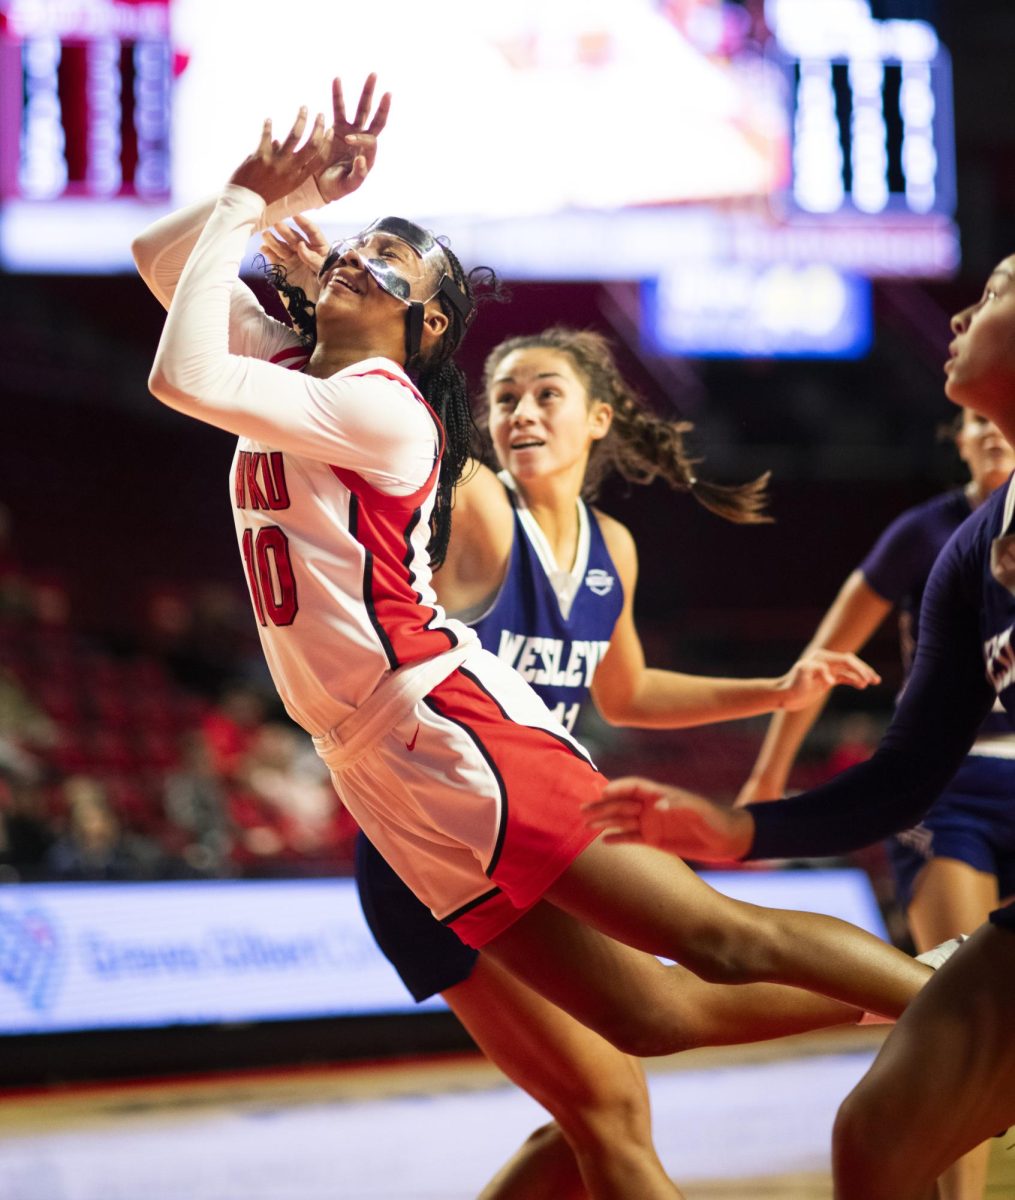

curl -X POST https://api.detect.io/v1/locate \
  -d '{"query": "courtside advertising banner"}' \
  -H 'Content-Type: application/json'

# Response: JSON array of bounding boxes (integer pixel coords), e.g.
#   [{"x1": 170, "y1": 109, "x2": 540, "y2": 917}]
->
[
  {"x1": 0, "y1": 872, "x2": 886, "y2": 1034},
  {"x1": 0, "y1": 878, "x2": 447, "y2": 1033}
]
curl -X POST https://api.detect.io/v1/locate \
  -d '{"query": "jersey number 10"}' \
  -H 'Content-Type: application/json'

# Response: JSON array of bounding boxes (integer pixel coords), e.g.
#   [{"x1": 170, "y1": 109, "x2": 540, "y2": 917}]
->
[{"x1": 241, "y1": 526, "x2": 298, "y2": 626}]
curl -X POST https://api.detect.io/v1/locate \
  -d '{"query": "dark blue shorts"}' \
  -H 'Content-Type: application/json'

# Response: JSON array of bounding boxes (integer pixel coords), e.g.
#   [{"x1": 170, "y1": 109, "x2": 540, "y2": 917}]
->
[
  {"x1": 887, "y1": 755, "x2": 1015, "y2": 910},
  {"x1": 355, "y1": 832, "x2": 479, "y2": 1003}
]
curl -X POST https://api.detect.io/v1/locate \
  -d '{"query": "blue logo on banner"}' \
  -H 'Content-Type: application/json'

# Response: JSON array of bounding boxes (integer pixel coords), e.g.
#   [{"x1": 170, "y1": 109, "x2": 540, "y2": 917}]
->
[{"x1": 0, "y1": 905, "x2": 62, "y2": 1011}]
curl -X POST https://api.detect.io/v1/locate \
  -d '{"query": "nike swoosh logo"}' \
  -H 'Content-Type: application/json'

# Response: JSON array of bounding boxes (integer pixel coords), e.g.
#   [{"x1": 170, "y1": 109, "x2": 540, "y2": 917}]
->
[{"x1": 405, "y1": 726, "x2": 419, "y2": 751}]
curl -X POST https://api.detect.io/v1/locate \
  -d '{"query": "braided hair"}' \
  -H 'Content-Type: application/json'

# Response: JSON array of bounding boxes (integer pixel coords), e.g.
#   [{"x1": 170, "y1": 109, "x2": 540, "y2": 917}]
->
[
  {"x1": 480, "y1": 327, "x2": 771, "y2": 525},
  {"x1": 405, "y1": 242, "x2": 494, "y2": 567},
  {"x1": 261, "y1": 260, "x2": 317, "y2": 345}
]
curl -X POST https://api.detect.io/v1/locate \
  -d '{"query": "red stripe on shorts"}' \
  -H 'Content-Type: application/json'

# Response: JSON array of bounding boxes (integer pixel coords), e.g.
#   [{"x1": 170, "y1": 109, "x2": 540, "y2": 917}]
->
[{"x1": 424, "y1": 667, "x2": 604, "y2": 948}]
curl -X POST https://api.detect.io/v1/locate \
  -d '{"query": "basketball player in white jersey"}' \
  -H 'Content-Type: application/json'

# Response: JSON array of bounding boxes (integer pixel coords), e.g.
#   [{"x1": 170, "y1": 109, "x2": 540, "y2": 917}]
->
[{"x1": 134, "y1": 76, "x2": 949, "y2": 1200}]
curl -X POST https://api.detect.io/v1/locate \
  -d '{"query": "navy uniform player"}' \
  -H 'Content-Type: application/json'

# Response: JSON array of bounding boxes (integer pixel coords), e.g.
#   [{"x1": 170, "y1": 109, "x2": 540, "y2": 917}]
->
[
  {"x1": 738, "y1": 410, "x2": 1015, "y2": 1199},
  {"x1": 587, "y1": 258, "x2": 1015, "y2": 1200}
]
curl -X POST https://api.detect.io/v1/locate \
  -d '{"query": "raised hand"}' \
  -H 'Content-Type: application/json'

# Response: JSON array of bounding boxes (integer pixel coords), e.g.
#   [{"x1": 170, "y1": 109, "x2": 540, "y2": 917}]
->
[
  {"x1": 583, "y1": 777, "x2": 755, "y2": 862},
  {"x1": 774, "y1": 648, "x2": 881, "y2": 711},
  {"x1": 315, "y1": 74, "x2": 391, "y2": 203},
  {"x1": 261, "y1": 214, "x2": 329, "y2": 303},
  {"x1": 230, "y1": 108, "x2": 332, "y2": 207}
]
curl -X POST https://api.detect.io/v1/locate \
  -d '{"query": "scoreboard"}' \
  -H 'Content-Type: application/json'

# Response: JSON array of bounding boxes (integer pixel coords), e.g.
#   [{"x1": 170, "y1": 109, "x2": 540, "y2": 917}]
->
[
  {"x1": 786, "y1": 45, "x2": 953, "y2": 219},
  {"x1": 0, "y1": 0, "x2": 171, "y2": 201},
  {"x1": 0, "y1": 0, "x2": 960, "y2": 306}
]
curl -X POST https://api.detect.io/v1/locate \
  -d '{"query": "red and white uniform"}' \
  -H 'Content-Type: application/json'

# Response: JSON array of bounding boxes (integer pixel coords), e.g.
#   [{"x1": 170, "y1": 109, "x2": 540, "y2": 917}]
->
[{"x1": 136, "y1": 186, "x2": 601, "y2": 947}]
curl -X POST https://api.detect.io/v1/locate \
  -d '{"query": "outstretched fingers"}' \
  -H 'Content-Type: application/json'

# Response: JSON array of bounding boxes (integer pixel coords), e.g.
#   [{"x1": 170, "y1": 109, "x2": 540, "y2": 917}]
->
[
  {"x1": 260, "y1": 227, "x2": 292, "y2": 266},
  {"x1": 367, "y1": 87, "x2": 391, "y2": 135},
  {"x1": 331, "y1": 76, "x2": 347, "y2": 128},
  {"x1": 331, "y1": 73, "x2": 391, "y2": 138},
  {"x1": 279, "y1": 106, "x2": 309, "y2": 153},
  {"x1": 257, "y1": 117, "x2": 274, "y2": 157},
  {"x1": 231, "y1": 109, "x2": 332, "y2": 206},
  {"x1": 808, "y1": 650, "x2": 881, "y2": 690},
  {"x1": 290, "y1": 214, "x2": 330, "y2": 254},
  {"x1": 352, "y1": 72, "x2": 377, "y2": 128},
  {"x1": 313, "y1": 77, "x2": 385, "y2": 201}
]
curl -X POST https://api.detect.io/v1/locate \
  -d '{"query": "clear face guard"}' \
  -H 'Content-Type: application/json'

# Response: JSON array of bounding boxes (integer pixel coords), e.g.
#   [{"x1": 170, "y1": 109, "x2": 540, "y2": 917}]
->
[
  {"x1": 318, "y1": 216, "x2": 476, "y2": 359},
  {"x1": 319, "y1": 216, "x2": 447, "y2": 305}
]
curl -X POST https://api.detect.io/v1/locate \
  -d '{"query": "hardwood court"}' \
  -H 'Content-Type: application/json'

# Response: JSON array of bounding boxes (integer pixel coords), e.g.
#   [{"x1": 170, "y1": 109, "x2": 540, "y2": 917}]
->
[{"x1": 0, "y1": 1027, "x2": 1013, "y2": 1198}]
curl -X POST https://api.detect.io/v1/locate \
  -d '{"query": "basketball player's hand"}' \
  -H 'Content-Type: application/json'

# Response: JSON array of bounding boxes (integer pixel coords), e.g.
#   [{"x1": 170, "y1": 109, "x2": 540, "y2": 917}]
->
[
  {"x1": 775, "y1": 649, "x2": 880, "y2": 711},
  {"x1": 230, "y1": 108, "x2": 333, "y2": 207},
  {"x1": 584, "y1": 777, "x2": 755, "y2": 862},
  {"x1": 261, "y1": 216, "x2": 328, "y2": 303},
  {"x1": 314, "y1": 74, "x2": 391, "y2": 203}
]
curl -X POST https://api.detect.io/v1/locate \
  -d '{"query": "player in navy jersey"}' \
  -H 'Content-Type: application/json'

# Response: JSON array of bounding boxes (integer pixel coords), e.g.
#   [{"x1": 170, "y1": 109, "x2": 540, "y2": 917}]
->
[
  {"x1": 737, "y1": 410, "x2": 1015, "y2": 1198},
  {"x1": 142, "y1": 84, "x2": 958, "y2": 1200},
  {"x1": 586, "y1": 256, "x2": 1015, "y2": 1199}
]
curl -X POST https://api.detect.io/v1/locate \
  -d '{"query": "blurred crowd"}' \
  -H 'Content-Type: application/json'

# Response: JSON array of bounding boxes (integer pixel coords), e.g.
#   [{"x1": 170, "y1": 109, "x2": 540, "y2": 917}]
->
[{"x1": 0, "y1": 505, "x2": 357, "y2": 884}]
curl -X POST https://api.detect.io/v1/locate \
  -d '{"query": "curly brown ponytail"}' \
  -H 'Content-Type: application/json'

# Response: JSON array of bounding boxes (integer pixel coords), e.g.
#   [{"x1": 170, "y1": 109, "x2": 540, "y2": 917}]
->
[{"x1": 480, "y1": 327, "x2": 771, "y2": 525}]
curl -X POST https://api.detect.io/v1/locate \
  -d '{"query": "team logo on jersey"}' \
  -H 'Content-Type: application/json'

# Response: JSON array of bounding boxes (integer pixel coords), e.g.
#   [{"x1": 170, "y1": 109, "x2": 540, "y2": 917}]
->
[
  {"x1": 985, "y1": 625, "x2": 1015, "y2": 694},
  {"x1": 991, "y1": 536, "x2": 1015, "y2": 594},
  {"x1": 894, "y1": 823, "x2": 933, "y2": 859},
  {"x1": 585, "y1": 569, "x2": 615, "y2": 597}
]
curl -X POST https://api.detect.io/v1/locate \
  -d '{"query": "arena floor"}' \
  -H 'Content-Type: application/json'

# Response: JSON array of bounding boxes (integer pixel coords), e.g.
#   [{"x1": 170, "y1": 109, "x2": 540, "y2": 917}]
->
[{"x1": 1, "y1": 1026, "x2": 1013, "y2": 1198}]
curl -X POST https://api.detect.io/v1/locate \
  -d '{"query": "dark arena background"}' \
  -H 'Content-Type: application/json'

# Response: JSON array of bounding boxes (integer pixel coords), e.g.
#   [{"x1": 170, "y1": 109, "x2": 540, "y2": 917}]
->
[{"x1": 2, "y1": 1, "x2": 1015, "y2": 1195}]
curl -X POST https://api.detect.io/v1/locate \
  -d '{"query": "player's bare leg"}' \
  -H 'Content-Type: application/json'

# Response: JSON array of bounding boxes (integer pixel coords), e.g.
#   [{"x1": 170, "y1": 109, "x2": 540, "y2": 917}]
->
[
  {"x1": 485, "y1": 841, "x2": 929, "y2": 1055},
  {"x1": 905, "y1": 858, "x2": 1000, "y2": 1200},
  {"x1": 449, "y1": 957, "x2": 684, "y2": 1200},
  {"x1": 832, "y1": 923, "x2": 1015, "y2": 1200},
  {"x1": 476, "y1": 1124, "x2": 586, "y2": 1200}
]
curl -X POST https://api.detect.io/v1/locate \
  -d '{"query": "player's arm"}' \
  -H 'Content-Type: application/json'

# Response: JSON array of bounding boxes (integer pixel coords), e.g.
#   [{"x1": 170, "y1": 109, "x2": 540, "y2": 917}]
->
[
  {"x1": 148, "y1": 122, "x2": 435, "y2": 478},
  {"x1": 134, "y1": 75, "x2": 387, "y2": 312},
  {"x1": 586, "y1": 528, "x2": 993, "y2": 862},
  {"x1": 148, "y1": 184, "x2": 435, "y2": 471},
  {"x1": 590, "y1": 516, "x2": 880, "y2": 729},
  {"x1": 736, "y1": 570, "x2": 892, "y2": 804},
  {"x1": 257, "y1": 76, "x2": 391, "y2": 312},
  {"x1": 432, "y1": 461, "x2": 514, "y2": 615},
  {"x1": 131, "y1": 179, "x2": 326, "y2": 312}
]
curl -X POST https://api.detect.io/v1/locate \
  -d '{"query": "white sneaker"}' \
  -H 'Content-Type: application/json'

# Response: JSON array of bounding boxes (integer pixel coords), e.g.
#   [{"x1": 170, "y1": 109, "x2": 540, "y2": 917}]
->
[
  {"x1": 915, "y1": 933, "x2": 971, "y2": 970},
  {"x1": 858, "y1": 934, "x2": 973, "y2": 1025}
]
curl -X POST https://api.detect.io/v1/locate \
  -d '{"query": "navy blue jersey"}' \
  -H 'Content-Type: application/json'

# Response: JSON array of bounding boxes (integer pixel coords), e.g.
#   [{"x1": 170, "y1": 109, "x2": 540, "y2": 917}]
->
[
  {"x1": 860, "y1": 489, "x2": 971, "y2": 675},
  {"x1": 859, "y1": 488, "x2": 1012, "y2": 737},
  {"x1": 470, "y1": 482, "x2": 624, "y2": 732},
  {"x1": 749, "y1": 475, "x2": 1015, "y2": 861}
]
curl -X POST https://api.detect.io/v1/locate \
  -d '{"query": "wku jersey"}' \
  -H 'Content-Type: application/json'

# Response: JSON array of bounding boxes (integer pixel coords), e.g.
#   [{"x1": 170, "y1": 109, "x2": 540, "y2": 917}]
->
[
  {"x1": 142, "y1": 185, "x2": 476, "y2": 738},
  {"x1": 229, "y1": 346, "x2": 476, "y2": 736},
  {"x1": 471, "y1": 476, "x2": 624, "y2": 732}
]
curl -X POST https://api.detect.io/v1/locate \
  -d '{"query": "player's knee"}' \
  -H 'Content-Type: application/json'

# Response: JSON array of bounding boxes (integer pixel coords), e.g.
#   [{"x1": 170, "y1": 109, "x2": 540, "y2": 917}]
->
[
  {"x1": 516, "y1": 1121, "x2": 567, "y2": 1157},
  {"x1": 832, "y1": 1087, "x2": 899, "y2": 1192},
  {"x1": 555, "y1": 1068, "x2": 650, "y2": 1145},
  {"x1": 552, "y1": 1086, "x2": 657, "y2": 1165}
]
